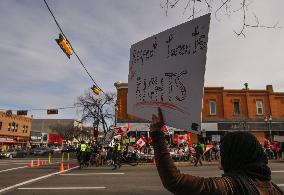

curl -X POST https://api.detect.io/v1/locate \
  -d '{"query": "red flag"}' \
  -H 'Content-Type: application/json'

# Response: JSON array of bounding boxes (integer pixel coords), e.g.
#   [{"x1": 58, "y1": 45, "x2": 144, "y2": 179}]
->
[
  {"x1": 203, "y1": 144, "x2": 214, "y2": 155},
  {"x1": 136, "y1": 137, "x2": 146, "y2": 149},
  {"x1": 163, "y1": 126, "x2": 168, "y2": 134}
]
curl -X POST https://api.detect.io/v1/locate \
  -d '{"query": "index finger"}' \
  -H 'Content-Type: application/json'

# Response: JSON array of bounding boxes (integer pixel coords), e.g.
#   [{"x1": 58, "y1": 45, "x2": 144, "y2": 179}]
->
[{"x1": 158, "y1": 107, "x2": 164, "y2": 124}]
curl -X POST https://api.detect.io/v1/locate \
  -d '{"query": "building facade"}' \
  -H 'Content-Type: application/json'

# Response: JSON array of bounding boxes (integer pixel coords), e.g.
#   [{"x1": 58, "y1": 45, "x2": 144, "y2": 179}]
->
[
  {"x1": 0, "y1": 111, "x2": 32, "y2": 150},
  {"x1": 31, "y1": 119, "x2": 75, "y2": 147},
  {"x1": 115, "y1": 82, "x2": 284, "y2": 145}
]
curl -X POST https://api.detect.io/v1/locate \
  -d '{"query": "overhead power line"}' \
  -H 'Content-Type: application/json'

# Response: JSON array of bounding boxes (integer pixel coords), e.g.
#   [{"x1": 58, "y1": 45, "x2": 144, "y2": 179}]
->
[
  {"x1": 0, "y1": 106, "x2": 76, "y2": 112},
  {"x1": 43, "y1": 0, "x2": 104, "y2": 94}
]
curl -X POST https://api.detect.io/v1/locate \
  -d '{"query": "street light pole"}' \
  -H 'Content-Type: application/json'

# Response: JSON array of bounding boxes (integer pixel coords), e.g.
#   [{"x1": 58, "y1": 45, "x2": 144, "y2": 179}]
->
[
  {"x1": 264, "y1": 115, "x2": 272, "y2": 140},
  {"x1": 269, "y1": 115, "x2": 272, "y2": 140}
]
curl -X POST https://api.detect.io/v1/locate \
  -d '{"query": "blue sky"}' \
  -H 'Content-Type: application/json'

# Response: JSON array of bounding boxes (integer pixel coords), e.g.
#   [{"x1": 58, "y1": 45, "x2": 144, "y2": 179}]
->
[{"x1": 0, "y1": 0, "x2": 283, "y2": 120}]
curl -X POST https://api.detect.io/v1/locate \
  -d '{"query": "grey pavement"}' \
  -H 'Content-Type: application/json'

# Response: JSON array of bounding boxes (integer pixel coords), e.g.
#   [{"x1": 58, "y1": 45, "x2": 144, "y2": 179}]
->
[{"x1": 0, "y1": 158, "x2": 283, "y2": 195}]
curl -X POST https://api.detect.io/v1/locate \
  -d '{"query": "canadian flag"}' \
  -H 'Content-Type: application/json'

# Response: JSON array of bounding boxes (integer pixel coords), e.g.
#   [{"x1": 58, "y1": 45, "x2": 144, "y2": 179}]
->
[
  {"x1": 117, "y1": 123, "x2": 131, "y2": 135},
  {"x1": 177, "y1": 133, "x2": 191, "y2": 145},
  {"x1": 163, "y1": 126, "x2": 168, "y2": 134},
  {"x1": 203, "y1": 144, "x2": 214, "y2": 155},
  {"x1": 178, "y1": 135, "x2": 187, "y2": 145},
  {"x1": 136, "y1": 137, "x2": 146, "y2": 149}
]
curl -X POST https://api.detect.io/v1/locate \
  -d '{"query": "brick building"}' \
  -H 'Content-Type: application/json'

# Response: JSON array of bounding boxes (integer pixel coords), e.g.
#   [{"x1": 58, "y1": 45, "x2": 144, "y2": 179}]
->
[
  {"x1": 114, "y1": 82, "x2": 284, "y2": 145},
  {"x1": 0, "y1": 111, "x2": 32, "y2": 150}
]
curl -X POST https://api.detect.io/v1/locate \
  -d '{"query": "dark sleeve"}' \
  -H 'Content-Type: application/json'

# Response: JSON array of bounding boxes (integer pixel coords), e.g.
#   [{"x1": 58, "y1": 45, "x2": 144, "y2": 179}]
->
[{"x1": 150, "y1": 131, "x2": 236, "y2": 195}]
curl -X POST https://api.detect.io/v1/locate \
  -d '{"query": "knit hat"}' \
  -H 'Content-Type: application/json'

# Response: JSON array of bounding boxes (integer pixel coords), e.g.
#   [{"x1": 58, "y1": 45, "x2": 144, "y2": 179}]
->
[{"x1": 220, "y1": 131, "x2": 271, "y2": 181}]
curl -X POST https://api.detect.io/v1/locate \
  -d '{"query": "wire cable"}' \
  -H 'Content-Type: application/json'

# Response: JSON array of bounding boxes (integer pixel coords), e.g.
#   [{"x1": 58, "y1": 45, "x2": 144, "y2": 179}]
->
[
  {"x1": 43, "y1": 0, "x2": 105, "y2": 94},
  {"x1": 0, "y1": 106, "x2": 76, "y2": 112}
]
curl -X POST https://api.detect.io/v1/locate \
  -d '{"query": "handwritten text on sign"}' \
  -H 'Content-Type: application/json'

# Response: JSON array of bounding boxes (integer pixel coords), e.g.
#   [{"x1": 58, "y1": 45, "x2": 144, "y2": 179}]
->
[{"x1": 127, "y1": 14, "x2": 210, "y2": 132}]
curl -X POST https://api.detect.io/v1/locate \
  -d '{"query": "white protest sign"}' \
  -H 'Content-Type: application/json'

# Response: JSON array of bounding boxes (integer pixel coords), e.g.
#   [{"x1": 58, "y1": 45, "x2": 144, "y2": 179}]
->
[
  {"x1": 274, "y1": 135, "x2": 284, "y2": 142},
  {"x1": 127, "y1": 14, "x2": 210, "y2": 132}
]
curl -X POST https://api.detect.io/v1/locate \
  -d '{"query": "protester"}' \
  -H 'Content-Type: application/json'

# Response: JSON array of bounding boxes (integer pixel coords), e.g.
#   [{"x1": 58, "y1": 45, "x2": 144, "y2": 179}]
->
[
  {"x1": 194, "y1": 143, "x2": 203, "y2": 166},
  {"x1": 112, "y1": 138, "x2": 122, "y2": 170},
  {"x1": 150, "y1": 108, "x2": 283, "y2": 194},
  {"x1": 77, "y1": 141, "x2": 87, "y2": 168}
]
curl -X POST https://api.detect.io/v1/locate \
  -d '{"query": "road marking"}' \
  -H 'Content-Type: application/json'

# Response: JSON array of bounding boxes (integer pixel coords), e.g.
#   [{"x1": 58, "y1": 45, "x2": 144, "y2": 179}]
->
[
  {"x1": 0, "y1": 166, "x2": 79, "y2": 194},
  {"x1": 0, "y1": 166, "x2": 28, "y2": 173},
  {"x1": 272, "y1": 170, "x2": 284, "y2": 173},
  {"x1": 61, "y1": 173, "x2": 125, "y2": 176},
  {"x1": 18, "y1": 187, "x2": 106, "y2": 190}
]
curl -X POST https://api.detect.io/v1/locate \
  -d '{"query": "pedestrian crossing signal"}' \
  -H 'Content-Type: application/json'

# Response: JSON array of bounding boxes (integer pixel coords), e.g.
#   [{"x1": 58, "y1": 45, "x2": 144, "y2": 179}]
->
[
  {"x1": 55, "y1": 33, "x2": 73, "y2": 59},
  {"x1": 91, "y1": 85, "x2": 101, "y2": 95},
  {"x1": 17, "y1": 110, "x2": 28, "y2": 116},
  {"x1": 47, "y1": 109, "x2": 58, "y2": 115}
]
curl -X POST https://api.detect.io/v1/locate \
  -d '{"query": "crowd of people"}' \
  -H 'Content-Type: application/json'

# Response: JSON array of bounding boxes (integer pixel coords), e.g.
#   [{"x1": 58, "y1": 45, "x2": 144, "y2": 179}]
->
[{"x1": 74, "y1": 135, "x2": 284, "y2": 170}]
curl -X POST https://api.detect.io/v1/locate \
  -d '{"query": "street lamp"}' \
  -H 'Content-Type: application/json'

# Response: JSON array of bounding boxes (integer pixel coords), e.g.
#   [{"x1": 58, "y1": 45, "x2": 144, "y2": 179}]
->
[{"x1": 264, "y1": 115, "x2": 272, "y2": 140}]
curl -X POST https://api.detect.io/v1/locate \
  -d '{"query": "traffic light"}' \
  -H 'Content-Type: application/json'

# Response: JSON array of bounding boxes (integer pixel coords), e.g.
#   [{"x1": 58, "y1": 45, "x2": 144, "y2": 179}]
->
[
  {"x1": 91, "y1": 85, "x2": 101, "y2": 95},
  {"x1": 55, "y1": 33, "x2": 73, "y2": 59},
  {"x1": 5, "y1": 110, "x2": 12, "y2": 117},
  {"x1": 17, "y1": 110, "x2": 28, "y2": 116},
  {"x1": 47, "y1": 109, "x2": 58, "y2": 115},
  {"x1": 94, "y1": 127, "x2": 98, "y2": 138}
]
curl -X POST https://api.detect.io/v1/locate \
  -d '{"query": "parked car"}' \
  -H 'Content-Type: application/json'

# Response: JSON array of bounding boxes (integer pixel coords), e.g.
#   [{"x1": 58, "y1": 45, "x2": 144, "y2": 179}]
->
[
  {"x1": 51, "y1": 146, "x2": 61, "y2": 153},
  {"x1": 61, "y1": 146, "x2": 77, "y2": 153},
  {"x1": 29, "y1": 147, "x2": 39, "y2": 155},
  {"x1": 33, "y1": 147, "x2": 53, "y2": 156},
  {"x1": 1, "y1": 148, "x2": 28, "y2": 158},
  {"x1": 0, "y1": 151, "x2": 6, "y2": 159}
]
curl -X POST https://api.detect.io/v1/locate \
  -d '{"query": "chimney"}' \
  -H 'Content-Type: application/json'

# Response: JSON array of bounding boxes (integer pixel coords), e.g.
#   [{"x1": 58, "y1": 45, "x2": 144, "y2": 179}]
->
[
  {"x1": 244, "y1": 83, "x2": 248, "y2": 90},
  {"x1": 266, "y1": 85, "x2": 273, "y2": 92}
]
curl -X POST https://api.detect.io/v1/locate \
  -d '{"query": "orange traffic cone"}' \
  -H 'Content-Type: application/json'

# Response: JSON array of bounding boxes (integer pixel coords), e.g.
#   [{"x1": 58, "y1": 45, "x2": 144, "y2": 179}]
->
[
  {"x1": 29, "y1": 160, "x2": 34, "y2": 168},
  {"x1": 59, "y1": 162, "x2": 64, "y2": 173},
  {"x1": 66, "y1": 163, "x2": 70, "y2": 170},
  {"x1": 37, "y1": 159, "x2": 40, "y2": 167}
]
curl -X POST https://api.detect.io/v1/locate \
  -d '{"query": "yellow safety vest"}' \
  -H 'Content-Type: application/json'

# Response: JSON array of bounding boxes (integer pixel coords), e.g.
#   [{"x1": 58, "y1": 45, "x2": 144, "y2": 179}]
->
[{"x1": 80, "y1": 144, "x2": 87, "y2": 152}]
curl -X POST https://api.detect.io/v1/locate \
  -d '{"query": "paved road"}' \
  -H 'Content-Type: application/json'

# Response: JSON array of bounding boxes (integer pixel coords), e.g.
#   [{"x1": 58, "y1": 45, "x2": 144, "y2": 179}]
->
[{"x1": 0, "y1": 159, "x2": 283, "y2": 195}]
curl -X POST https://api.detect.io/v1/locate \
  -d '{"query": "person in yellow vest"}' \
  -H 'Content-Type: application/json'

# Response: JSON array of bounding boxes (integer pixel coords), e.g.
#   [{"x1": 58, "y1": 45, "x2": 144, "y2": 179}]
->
[
  {"x1": 112, "y1": 138, "x2": 122, "y2": 170},
  {"x1": 78, "y1": 141, "x2": 87, "y2": 169}
]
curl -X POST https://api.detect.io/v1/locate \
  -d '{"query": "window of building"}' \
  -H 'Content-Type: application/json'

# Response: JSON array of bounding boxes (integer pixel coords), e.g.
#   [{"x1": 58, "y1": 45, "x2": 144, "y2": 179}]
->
[
  {"x1": 15, "y1": 124, "x2": 18, "y2": 132},
  {"x1": 8, "y1": 123, "x2": 11, "y2": 131},
  {"x1": 256, "y1": 100, "x2": 264, "y2": 115},
  {"x1": 22, "y1": 126, "x2": 25, "y2": 133},
  {"x1": 233, "y1": 101, "x2": 241, "y2": 115},
  {"x1": 25, "y1": 126, "x2": 28, "y2": 133},
  {"x1": 0, "y1": 122, "x2": 2, "y2": 130},
  {"x1": 209, "y1": 100, "x2": 216, "y2": 115},
  {"x1": 12, "y1": 122, "x2": 16, "y2": 132}
]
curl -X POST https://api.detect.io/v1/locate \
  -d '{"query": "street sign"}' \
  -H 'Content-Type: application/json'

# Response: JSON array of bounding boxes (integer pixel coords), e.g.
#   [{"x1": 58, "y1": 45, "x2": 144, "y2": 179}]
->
[{"x1": 127, "y1": 14, "x2": 211, "y2": 132}]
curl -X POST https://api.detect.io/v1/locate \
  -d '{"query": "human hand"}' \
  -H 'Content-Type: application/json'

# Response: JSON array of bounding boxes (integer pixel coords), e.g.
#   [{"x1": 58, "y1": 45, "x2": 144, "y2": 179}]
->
[{"x1": 150, "y1": 107, "x2": 165, "y2": 132}]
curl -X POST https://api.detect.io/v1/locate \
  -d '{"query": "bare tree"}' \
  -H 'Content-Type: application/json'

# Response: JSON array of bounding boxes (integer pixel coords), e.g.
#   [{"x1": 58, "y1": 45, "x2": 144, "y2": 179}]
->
[
  {"x1": 75, "y1": 90, "x2": 116, "y2": 135},
  {"x1": 160, "y1": 0, "x2": 281, "y2": 37},
  {"x1": 49, "y1": 123, "x2": 80, "y2": 143}
]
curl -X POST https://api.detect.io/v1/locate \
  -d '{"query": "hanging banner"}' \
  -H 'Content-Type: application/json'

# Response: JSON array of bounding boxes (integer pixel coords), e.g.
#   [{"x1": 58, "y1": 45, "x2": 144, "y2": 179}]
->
[{"x1": 127, "y1": 14, "x2": 211, "y2": 132}]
